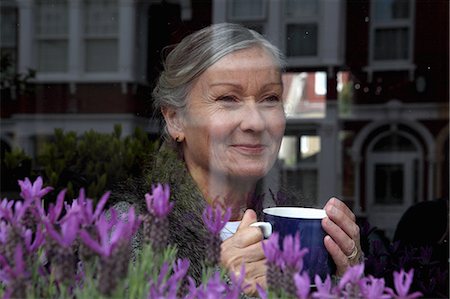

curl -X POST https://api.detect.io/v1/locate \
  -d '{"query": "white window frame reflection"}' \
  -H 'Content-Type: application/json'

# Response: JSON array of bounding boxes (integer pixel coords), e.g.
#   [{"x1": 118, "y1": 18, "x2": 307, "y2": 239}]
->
[
  {"x1": 367, "y1": 0, "x2": 415, "y2": 76},
  {"x1": 18, "y1": 0, "x2": 134, "y2": 83},
  {"x1": 366, "y1": 130, "x2": 423, "y2": 240},
  {"x1": 282, "y1": 0, "x2": 320, "y2": 63}
]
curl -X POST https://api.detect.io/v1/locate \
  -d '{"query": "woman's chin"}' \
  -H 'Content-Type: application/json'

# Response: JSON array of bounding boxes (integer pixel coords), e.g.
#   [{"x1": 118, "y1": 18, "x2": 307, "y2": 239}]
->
[{"x1": 228, "y1": 167, "x2": 269, "y2": 180}]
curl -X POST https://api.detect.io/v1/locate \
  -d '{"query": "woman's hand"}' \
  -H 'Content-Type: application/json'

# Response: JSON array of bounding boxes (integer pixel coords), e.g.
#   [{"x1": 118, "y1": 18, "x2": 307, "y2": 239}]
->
[
  {"x1": 322, "y1": 197, "x2": 363, "y2": 276},
  {"x1": 220, "y1": 209, "x2": 266, "y2": 296}
]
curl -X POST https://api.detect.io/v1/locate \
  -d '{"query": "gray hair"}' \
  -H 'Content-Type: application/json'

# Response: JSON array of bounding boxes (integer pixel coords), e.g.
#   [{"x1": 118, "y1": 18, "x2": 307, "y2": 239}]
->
[{"x1": 152, "y1": 23, "x2": 285, "y2": 139}]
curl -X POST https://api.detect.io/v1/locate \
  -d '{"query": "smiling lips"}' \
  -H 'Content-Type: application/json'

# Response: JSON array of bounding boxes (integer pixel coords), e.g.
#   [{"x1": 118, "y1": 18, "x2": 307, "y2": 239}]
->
[{"x1": 231, "y1": 144, "x2": 266, "y2": 155}]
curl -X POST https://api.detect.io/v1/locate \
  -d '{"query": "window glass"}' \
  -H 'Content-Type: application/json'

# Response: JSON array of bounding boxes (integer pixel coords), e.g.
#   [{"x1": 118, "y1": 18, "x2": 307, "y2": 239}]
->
[
  {"x1": 84, "y1": 0, "x2": 118, "y2": 72},
  {"x1": 85, "y1": 40, "x2": 118, "y2": 72},
  {"x1": 36, "y1": 0, "x2": 68, "y2": 72},
  {"x1": 300, "y1": 135, "x2": 320, "y2": 161},
  {"x1": 230, "y1": 0, "x2": 264, "y2": 19},
  {"x1": 373, "y1": 0, "x2": 410, "y2": 21},
  {"x1": 279, "y1": 136, "x2": 298, "y2": 167},
  {"x1": 283, "y1": 169, "x2": 318, "y2": 206},
  {"x1": 373, "y1": 134, "x2": 416, "y2": 152},
  {"x1": 37, "y1": 41, "x2": 68, "y2": 72},
  {"x1": 285, "y1": 0, "x2": 318, "y2": 18},
  {"x1": 1, "y1": 6, "x2": 17, "y2": 70},
  {"x1": 374, "y1": 28, "x2": 409, "y2": 60},
  {"x1": 375, "y1": 163, "x2": 404, "y2": 204},
  {"x1": 1, "y1": 7, "x2": 17, "y2": 48},
  {"x1": 282, "y1": 72, "x2": 326, "y2": 118},
  {"x1": 286, "y1": 24, "x2": 318, "y2": 57}
]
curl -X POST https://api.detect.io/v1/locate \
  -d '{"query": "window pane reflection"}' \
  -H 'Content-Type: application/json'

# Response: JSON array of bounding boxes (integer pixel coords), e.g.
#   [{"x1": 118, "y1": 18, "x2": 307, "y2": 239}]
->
[{"x1": 375, "y1": 163, "x2": 404, "y2": 204}]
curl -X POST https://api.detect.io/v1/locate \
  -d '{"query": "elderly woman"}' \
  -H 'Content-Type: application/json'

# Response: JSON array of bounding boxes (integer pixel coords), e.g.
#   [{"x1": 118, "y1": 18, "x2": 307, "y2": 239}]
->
[{"x1": 115, "y1": 23, "x2": 362, "y2": 295}]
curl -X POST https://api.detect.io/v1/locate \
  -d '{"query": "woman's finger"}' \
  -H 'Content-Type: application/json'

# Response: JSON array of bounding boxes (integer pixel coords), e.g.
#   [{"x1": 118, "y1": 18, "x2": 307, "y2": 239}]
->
[
  {"x1": 324, "y1": 235, "x2": 349, "y2": 276},
  {"x1": 324, "y1": 201, "x2": 360, "y2": 241},
  {"x1": 324, "y1": 197, "x2": 356, "y2": 222},
  {"x1": 322, "y1": 217, "x2": 356, "y2": 256}
]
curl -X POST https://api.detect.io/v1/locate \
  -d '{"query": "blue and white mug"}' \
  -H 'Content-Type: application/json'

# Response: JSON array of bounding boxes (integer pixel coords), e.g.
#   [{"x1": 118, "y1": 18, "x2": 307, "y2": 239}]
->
[{"x1": 251, "y1": 207, "x2": 335, "y2": 279}]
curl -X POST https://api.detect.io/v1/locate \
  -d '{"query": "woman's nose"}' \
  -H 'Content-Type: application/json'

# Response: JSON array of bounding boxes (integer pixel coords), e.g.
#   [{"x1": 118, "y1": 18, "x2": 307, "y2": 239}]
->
[{"x1": 239, "y1": 102, "x2": 266, "y2": 132}]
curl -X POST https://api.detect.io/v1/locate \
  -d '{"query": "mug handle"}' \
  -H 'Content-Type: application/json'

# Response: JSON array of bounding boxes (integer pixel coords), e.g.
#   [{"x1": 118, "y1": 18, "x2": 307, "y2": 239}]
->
[{"x1": 250, "y1": 222, "x2": 272, "y2": 239}]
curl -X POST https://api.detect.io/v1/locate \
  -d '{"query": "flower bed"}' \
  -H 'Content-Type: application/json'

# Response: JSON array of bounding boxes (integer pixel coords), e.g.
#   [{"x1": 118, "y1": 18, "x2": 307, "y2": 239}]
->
[{"x1": 0, "y1": 177, "x2": 424, "y2": 298}]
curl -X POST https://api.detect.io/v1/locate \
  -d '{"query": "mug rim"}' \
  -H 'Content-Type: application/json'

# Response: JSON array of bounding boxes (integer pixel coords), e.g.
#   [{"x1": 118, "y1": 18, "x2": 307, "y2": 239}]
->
[{"x1": 263, "y1": 207, "x2": 326, "y2": 219}]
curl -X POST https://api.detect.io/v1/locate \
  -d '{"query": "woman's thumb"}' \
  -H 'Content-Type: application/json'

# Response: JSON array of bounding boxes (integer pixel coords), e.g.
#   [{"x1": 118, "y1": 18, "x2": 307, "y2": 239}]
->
[{"x1": 237, "y1": 209, "x2": 257, "y2": 230}]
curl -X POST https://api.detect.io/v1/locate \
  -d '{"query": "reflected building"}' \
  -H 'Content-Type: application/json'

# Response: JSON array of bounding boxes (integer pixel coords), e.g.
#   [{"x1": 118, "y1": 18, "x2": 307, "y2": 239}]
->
[{"x1": 1, "y1": 0, "x2": 448, "y2": 239}]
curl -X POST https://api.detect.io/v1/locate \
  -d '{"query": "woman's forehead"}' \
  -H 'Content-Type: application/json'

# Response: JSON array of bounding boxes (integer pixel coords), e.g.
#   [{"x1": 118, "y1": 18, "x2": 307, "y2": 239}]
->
[{"x1": 208, "y1": 46, "x2": 280, "y2": 72}]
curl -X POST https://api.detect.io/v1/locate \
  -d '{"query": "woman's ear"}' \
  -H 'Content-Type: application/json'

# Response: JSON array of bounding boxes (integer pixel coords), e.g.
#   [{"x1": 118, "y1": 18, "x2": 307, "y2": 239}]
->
[{"x1": 161, "y1": 106, "x2": 185, "y2": 142}]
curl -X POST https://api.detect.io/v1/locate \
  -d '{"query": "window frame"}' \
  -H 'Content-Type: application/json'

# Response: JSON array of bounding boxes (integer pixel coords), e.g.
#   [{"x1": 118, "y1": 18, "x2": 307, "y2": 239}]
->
[
  {"x1": 281, "y1": 0, "x2": 321, "y2": 65},
  {"x1": 366, "y1": 0, "x2": 416, "y2": 77},
  {"x1": 24, "y1": 0, "x2": 134, "y2": 84}
]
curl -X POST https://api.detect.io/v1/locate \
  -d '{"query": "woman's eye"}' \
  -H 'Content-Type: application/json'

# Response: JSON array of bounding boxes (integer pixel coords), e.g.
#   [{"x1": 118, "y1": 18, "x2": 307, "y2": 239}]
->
[
  {"x1": 263, "y1": 95, "x2": 281, "y2": 103},
  {"x1": 217, "y1": 95, "x2": 238, "y2": 102}
]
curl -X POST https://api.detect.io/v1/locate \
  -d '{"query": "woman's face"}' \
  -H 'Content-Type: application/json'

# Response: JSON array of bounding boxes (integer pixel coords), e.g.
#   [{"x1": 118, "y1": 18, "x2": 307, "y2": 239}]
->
[{"x1": 179, "y1": 46, "x2": 286, "y2": 181}]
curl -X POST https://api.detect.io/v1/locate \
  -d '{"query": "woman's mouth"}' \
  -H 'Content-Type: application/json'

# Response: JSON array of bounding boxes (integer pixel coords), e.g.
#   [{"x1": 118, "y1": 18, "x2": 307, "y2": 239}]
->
[{"x1": 231, "y1": 144, "x2": 266, "y2": 155}]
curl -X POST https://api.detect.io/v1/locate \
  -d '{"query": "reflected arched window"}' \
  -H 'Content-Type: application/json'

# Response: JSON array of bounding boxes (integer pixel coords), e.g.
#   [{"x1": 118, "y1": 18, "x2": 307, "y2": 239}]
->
[
  {"x1": 366, "y1": 130, "x2": 423, "y2": 239},
  {"x1": 372, "y1": 133, "x2": 417, "y2": 152}
]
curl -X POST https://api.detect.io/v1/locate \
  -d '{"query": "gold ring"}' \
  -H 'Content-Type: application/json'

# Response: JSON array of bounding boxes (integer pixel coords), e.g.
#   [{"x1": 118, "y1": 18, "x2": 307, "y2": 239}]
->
[{"x1": 347, "y1": 242, "x2": 358, "y2": 260}]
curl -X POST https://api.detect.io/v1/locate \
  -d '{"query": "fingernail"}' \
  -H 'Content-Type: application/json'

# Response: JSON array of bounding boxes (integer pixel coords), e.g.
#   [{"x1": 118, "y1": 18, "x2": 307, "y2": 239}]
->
[{"x1": 327, "y1": 206, "x2": 336, "y2": 216}]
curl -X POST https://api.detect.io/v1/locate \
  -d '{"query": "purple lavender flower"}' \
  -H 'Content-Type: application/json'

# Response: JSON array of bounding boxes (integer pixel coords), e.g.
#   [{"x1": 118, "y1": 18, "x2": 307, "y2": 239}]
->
[
  {"x1": 0, "y1": 197, "x2": 33, "y2": 225},
  {"x1": 280, "y1": 232, "x2": 309, "y2": 272},
  {"x1": 202, "y1": 204, "x2": 231, "y2": 266},
  {"x1": 294, "y1": 272, "x2": 311, "y2": 299},
  {"x1": 184, "y1": 271, "x2": 229, "y2": 299},
  {"x1": 359, "y1": 275, "x2": 391, "y2": 299},
  {"x1": 18, "y1": 176, "x2": 53, "y2": 201},
  {"x1": 79, "y1": 207, "x2": 139, "y2": 257},
  {"x1": 386, "y1": 269, "x2": 422, "y2": 299},
  {"x1": 312, "y1": 275, "x2": 335, "y2": 299},
  {"x1": 262, "y1": 232, "x2": 281, "y2": 264},
  {"x1": 80, "y1": 207, "x2": 140, "y2": 295},
  {"x1": 45, "y1": 212, "x2": 80, "y2": 248},
  {"x1": 148, "y1": 259, "x2": 190, "y2": 299},
  {"x1": 143, "y1": 184, "x2": 173, "y2": 252},
  {"x1": 41, "y1": 189, "x2": 67, "y2": 223},
  {"x1": 199, "y1": 271, "x2": 227, "y2": 299},
  {"x1": 226, "y1": 263, "x2": 248, "y2": 299},
  {"x1": 279, "y1": 233, "x2": 309, "y2": 297},
  {"x1": 0, "y1": 197, "x2": 41, "y2": 265},
  {"x1": 44, "y1": 212, "x2": 80, "y2": 284},
  {"x1": 256, "y1": 284, "x2": 268, "y2": 299},
  {"x1": 0, "y1": 198, "x2": 14, "y2": 219},
  {"x1": 338, "y1": 263, "x2": 365, "y2": 289},
  {"x1": 145, "y1": 183, "x2": 173, "y2": 217},
  {"x1": 0, "y1": 245, "x2": 29, "y2": 299},
  {"x1": 202, "y1": 204, "x2": 231, "y2": 235},
  {"x1": 338, "y1": 263, "x2": 365, "y2": 298},
  {"x1": 64, "y1": 188, "x2": 110, "y2": 226},
  {"x1": 23, "y1": 225, "x2": 44, "y2": 252},
  {"x1": 262, "y1": 232, "x2": 284, "y2": 292}
]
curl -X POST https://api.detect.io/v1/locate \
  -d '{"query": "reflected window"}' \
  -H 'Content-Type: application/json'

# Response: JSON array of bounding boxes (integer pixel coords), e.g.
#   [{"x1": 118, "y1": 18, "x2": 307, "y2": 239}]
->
[
  {"x1": 35, "y1": 0, "x2": 69, "y2": 72},
  {"x1": 370, "y1": 0, "x2": 414, "y2": 63},
  {"x1": 1, "y1": 5, "x2": 17, "y2": 70},
  {"x1": 286, "y1": 24, "x2": 318, "y2": 57},
  {"x1": 228, "y1": 0, "x2": 266, "y2": 20},
  {"x1": 84, "y1": 0, "x2": 119, "y2": 72},
  {"x1": 373, "y1": 133, "x2": 417, "y2": 152},
  {"x1": 282, "y1": 72, "x2": 326, "y2": 118},
  {"x1": 284, "y1": 0, "x2": 319, "y2": 57},
  {"x1": 375, "y1": 163, "x2": 404, "y2": 204},
  {"x1": 33, "y1": 0, "x2": 121, "y2": 76}
]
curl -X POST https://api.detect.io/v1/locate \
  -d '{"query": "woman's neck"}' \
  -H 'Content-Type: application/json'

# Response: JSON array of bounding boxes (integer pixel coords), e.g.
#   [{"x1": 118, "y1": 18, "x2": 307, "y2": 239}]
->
[{"x1": 187, "y1": 165, "x2": 257, "y2": 221}]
